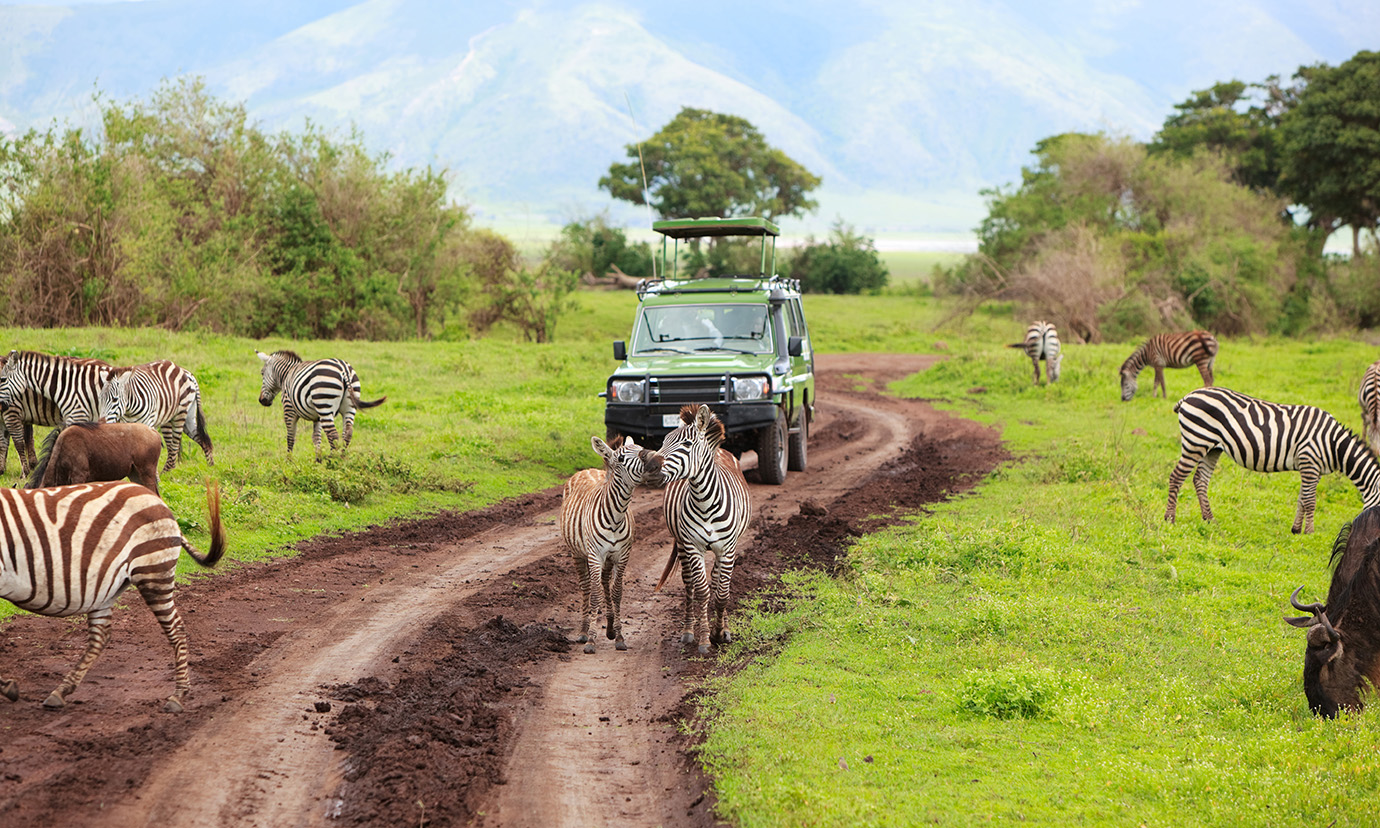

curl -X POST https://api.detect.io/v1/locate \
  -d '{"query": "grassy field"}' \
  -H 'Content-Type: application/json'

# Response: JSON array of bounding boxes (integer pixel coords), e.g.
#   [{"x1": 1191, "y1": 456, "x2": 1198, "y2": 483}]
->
[{"x1": 699, "y1": 333, "x2": 1380, "y2": 826}]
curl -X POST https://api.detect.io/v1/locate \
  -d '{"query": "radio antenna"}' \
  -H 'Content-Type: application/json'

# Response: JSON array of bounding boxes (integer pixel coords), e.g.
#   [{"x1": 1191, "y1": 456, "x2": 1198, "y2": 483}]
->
[{"x1": 624, "y1": 91, "x2": 656, "y2": 278}]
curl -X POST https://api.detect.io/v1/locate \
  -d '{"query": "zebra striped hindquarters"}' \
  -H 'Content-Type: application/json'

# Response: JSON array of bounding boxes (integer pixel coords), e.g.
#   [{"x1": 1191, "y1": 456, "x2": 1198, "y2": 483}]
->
[
  {"x1": 1165, "y1": 387, "x2": 1380, "y2": 534},
  {"x1": 1008, "y1": 321, "x2": 1062, "y2": 385},
  {"x1": 656, "y1": 404, "x2": 752, "y2": 655},
  {"x1": 1359, "y1": 360, "x2": 1380, "y2": 458},
  {"x1": 1120, "y1": 330, "x2": 1218, "y2": 401},
  {"x1": 100, "y1": 359, "x2": 214, "y2": 472},
  {"x1": 559, "y1": 436, "x2": 666, "y2": 654},
  {"x1": 256, "y1": 350, "x2": 386, "y2": 459},
  {"x1": 0, "y1": 351, "x2": 113, "y2": 476},
  {"x1": 0, "y1": 480, "x2": 226, "y2": 712}
]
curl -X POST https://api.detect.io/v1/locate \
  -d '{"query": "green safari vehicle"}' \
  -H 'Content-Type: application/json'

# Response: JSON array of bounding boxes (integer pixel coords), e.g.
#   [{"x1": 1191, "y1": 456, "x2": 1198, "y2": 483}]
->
[{"x1": 602, "y1": 216, "x2": 815, "y2": 484}]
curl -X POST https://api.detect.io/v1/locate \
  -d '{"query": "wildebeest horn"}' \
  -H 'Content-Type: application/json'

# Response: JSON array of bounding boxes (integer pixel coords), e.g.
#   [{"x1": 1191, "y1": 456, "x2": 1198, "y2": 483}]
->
[
  {"x1": 1285, "y1": 586, "x2": 1341, "y2": 640},
  {"x1": 1289, "y1": 585, "x2": 1325, "y2": 616}
]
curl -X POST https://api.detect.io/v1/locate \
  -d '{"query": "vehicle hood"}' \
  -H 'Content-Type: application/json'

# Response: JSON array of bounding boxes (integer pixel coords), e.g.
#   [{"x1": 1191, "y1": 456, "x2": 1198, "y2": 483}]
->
[{"x1": 614, "y1": 353, "x2": 775, "y2": 375}]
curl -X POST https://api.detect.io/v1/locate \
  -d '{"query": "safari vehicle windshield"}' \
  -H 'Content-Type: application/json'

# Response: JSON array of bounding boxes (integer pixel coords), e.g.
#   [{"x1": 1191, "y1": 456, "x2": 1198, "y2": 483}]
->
[{"x1": 631, "y1": 304, "x2": 772, "y2": 355}]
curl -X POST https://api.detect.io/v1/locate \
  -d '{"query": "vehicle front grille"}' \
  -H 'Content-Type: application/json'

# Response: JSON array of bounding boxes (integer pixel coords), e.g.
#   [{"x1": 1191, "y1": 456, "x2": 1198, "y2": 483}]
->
[{"x1": 650, "y1": 376, "x2": 728, "y2": 404}]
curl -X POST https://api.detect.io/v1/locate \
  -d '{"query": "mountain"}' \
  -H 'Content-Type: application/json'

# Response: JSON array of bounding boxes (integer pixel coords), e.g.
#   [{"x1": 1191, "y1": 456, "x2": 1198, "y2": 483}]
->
[{"x1": 0, "y1": 0, "x2": 1372, "y2": 235}]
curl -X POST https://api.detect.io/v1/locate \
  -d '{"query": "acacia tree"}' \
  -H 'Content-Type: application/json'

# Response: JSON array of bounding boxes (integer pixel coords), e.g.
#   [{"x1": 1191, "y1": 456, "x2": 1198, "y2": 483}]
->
[
  {"x1": 1278, "y1": 51, "x2": 1380, "y2": 254},
  {"x1": 600, "y1": 107, "x2": 820, "y2": 221},
  {"x1": 1150, "y1": 79, "x2": 1290, "y2": 193}
]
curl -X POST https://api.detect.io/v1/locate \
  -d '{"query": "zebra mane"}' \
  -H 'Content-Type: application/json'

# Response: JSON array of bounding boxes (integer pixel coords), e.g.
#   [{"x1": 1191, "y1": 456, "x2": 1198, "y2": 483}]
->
[
  {"x1": 705, "y1": 413, "x2": 726, "y2": 447},
  {"x1": 273, "y1": 349, "x2": 303, "y2": 361}
]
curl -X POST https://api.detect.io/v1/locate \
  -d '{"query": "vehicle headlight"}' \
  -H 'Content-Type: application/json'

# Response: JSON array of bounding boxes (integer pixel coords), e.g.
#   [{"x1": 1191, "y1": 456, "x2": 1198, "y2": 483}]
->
[
  {"x1": 611, "y1": 379, "x2": 646, "y2": 403},
  {"x1": 733, "y1": 377, "x2": 770, "y2": 401}
]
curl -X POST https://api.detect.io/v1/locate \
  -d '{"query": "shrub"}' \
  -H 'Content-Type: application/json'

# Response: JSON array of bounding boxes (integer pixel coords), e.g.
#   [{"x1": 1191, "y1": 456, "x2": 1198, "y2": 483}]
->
[{"x1": 788, "y1": 221, "x2": 889, "y2": 294}]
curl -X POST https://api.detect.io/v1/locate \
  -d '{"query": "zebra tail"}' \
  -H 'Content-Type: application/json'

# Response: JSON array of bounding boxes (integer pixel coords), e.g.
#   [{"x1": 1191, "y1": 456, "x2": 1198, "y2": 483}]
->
[
  {"x1": 654, "y1": 545, "x2": 679, "y2": 593},
  {"x1": 194, "y1": 403, "x2": 214, "y2": 458},
  {"x1": 24, "y1": 425, "x2": 63, "y2": 488},
  {"x1": 355, "y1": 394, "x2": 387, "y2": 409},
  {"x1": 180, "y1": 480, "x2": 226, "y2": 568},
  {"x1": 1006, "y1": 342, "x2": 1026, "y2": 349}
]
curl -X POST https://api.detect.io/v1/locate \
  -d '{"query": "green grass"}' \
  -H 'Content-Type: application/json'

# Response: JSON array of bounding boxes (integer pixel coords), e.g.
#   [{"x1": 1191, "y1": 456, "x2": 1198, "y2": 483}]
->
[{"x1": 700, "y1": 334, "x2": 1380, "y2": 826}]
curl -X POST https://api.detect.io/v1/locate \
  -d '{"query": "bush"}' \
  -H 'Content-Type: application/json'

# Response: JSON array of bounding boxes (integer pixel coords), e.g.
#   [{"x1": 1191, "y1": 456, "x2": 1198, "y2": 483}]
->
[
  {"x1": 546, "y1": 214, "x2": 653, "y2": 280},
  {"x1": 788, "y1": 221, "x2": 889, "y2": 294}
]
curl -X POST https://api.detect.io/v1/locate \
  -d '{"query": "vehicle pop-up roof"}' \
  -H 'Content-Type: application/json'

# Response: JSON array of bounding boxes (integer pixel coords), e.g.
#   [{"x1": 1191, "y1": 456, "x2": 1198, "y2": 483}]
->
[{"x1": 652, "y1": 216, "x2": 779, "y2": 280}]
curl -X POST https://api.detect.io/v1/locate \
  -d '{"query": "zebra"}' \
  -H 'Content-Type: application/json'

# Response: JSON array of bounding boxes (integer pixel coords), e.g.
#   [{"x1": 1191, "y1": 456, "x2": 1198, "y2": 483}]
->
[
  {"x1": 100, "y1": 360, "x2": 214, "y2": 472},
  {"x1": 1008, "y1": 321, "x2": 1061, "y2": 385},
  {"x1": 1359, "y1": 359, "x2": 1380, "y2": 458},
  {"x1": 1165, "y1": 387, "x2": 1380, "y2": 534},
  {"x1": 0, "y1": 480, "x2": 225, "y2": 712},
  {"x1": 0, "y1": 351, "x2": 113, "y2": 475},
  {"x1": 1120, "y1": 330, "x2": 1218, "y2": 401},
  {"x1": 559, "y1": 435, "x2": 666, "y2": 654},
  {"x1": 255, "y1": 350, "x2": 386, "y2": 458},
  {"x1": 654, "y1": 404, "x2": 752, "y2": 654}
]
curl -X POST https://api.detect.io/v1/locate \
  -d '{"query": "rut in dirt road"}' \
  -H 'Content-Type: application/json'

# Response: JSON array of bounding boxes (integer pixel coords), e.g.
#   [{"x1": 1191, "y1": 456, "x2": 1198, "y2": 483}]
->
[{"x1": 0, "y1": 354, "x2": 1007, "y2": 828}]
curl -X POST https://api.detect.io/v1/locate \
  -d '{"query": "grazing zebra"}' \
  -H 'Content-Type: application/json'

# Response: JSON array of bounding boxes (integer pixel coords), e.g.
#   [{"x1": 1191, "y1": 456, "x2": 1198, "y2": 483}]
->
[
  {"x1": 1008, "y1": 321, "x2": 1062, "y2": 384},
  {"x1": 0, "y1": 351, "x2": 112, "y2": 475},
  {"x1": 1165, "y1": 387, "x2": 1380, "y2": 534},
  {"x1": 1359, "y1": 359, "x2": 1380, "y2": 458},
  {"x1": 255, "y1": 350, "x2": 386, "y2": 458},
  {"x1": 1120, "y1": 331, "x2": 1218, "y2": 401},
  {"x1": 654, "y1": 404, "x2": 752, "y2": 654},
  {"x1": 559, "y1": 435, "x2": 666, "y2": 654},
  {"x1": 0, "y1": 480, "x2": 225, "y2": 712},
  {"x1": 101, "y1": 360, "x2": 214, "y2": 471}
]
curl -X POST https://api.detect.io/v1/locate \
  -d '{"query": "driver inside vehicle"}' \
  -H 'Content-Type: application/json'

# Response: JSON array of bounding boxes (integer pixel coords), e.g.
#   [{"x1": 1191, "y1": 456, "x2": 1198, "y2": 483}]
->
[{"x1": 658, "y1": 308, "x2": 723, "y2": 347}]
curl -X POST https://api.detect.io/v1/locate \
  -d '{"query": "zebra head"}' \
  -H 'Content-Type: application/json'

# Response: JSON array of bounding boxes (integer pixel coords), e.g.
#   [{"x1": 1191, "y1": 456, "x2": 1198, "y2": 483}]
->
[
  {"x1": 592, "y1": 434, "x2": 666, "y2": 488},
  {"x1": 256, "y1": 350, "x2": 297, "y2": 406},
  {"x1": 657, "y1": 404, "x2": 722, "y2": 485},
  {"x1": 0, "y1": 350, "x2": 17, "y2": 406},
  {"x1": 1119, "y1": 369, "x2": 1137, "y2": 401},
  {"x1": 98, "y1": 371, "x2": 131, "y2": 423}
]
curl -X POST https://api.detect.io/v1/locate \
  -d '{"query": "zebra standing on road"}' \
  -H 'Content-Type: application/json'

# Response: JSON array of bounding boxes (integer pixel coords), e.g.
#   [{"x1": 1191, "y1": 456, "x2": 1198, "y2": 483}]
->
[
  {"x1": 654, "y1": 404, "x2": 752, "y2": 655},
  {"x1": 1120, "y1": 331, "x2": 1218, "y2": 401},
  {"x1": 559, "y1": 435, "x2": 666, "y2": 654},
  {"x1": 0, "y1": 351, "x2": 112, "y2": 473},
  {"x1": 1009, "y1": 321, "x2": 1062, "y2": 385},
  {"x1": 255, "y1": 350, "x2": 386, "y2": 458},
  {"x1": 1165, "y1": 387, "x2": 1380, "y2": 534},
  {"x1": 0, "y1": 480, "x2": 225, "y2": 712},
  {"x1": 101, "y1": 360, "x2": 214, "y2": 471},
  {"x1": 1359, "y1": 359, "x2": 1380, "y2": 458}
]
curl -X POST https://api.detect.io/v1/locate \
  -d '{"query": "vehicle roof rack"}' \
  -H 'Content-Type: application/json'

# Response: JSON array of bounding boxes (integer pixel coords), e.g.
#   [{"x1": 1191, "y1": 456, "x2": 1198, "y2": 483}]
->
[
  {"x1": 635, "y1": 275, "x2": 800, "y2": 299},
  {"x1": 652, "y1": 216, "x2": 780, "y2": 239}
]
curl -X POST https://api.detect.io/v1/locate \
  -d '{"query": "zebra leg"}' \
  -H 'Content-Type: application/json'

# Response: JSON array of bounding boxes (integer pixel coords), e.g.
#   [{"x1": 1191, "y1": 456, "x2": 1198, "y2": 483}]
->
[
  {"x1": 1031, "y1": 358, "x2": 1040, "y2": 385},
  {"x1": 1153, "y1": 366, "x2": 1166, "y2": 398},
  {"x1": 680, "y1": 550, "x2": 711, "y2": 655},
  {"x1": 44, "y1": 608, "x2": 114, "y2": 708},
  {"x1": 159, "y1": 423, "x2": 181, "y2": 473},
  {"x1": 710, "y1": 549, "x2": 736, "y2": 645},
  {"x1": 606, "y1": 550, "x2": 629, "y2": 650},
  {"x1": 1191, "y1": 448, "x2": 1223, "y2": 523},
  {"x1": 343, "y1": 411, "x2": 356, "y2": 450},
  {"x1": 312, "y1": 421, "x2": 325, "y2": 461},
  {"x1": 137, "y1": 577, "x2": 193, "y2": 712},
  {"x1": 284, "y1": 412, "x2": 299, "y2": 455},
  {"x1": 572, "y1": 553, "x2": 593, "y2": 645},
  {"x1": 583, "y1": 551, "x2": 605, "y2": 654},
  {"x1": 1198, "y1": 361, "x2": 1214, "y2": 388},
  {"x1": 1165, "y1": 445, "x2": 1207, "y2": 523},
  {"x1": 1294, "y1": 463, "x2": 1321, "y2": 535},
  {"x1": 321, "y1": 421, "x2": 343, "y2": 452}
]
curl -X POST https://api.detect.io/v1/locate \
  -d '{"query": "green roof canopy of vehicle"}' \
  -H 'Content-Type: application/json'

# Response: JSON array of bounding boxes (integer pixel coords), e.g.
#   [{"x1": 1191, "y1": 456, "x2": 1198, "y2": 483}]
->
[{"x1": 652, "y1": 216, "x2": 780, "y2": 239}]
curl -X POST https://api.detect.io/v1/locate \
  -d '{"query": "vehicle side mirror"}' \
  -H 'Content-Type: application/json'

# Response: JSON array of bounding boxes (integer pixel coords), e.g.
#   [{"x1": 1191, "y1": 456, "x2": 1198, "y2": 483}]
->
[
  {"x1": 787, "y1": 336, "x2": 803, "y2": 357},
  {"x1": 613, "y1": 341, "x2": 627, "y2": 361}
]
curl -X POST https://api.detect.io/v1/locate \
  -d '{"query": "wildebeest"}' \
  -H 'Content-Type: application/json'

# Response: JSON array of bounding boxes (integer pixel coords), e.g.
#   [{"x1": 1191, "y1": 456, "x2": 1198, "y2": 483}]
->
[
  {"x1": 25, "y1": 422, "x2": 164, "y2": 495},
  {"x1": 1285, "y1": 505, "x2": 1380, "y2": 717}
]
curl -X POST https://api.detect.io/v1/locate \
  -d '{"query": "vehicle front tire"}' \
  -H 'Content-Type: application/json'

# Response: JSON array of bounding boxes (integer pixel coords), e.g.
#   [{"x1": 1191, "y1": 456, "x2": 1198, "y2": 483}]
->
[
  {"x1": 758, "y1": 408, "x2": 788, "y2": 485},
  {"x1": 787, "y1": 407, "x2": 808, "y2": 473}
]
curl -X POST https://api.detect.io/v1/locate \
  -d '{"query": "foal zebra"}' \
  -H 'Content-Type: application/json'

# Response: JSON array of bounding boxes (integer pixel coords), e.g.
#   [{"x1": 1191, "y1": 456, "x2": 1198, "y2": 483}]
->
[
  {"x1": 1009, "y1": 321, "x2": 1062, "y2": 385},
  {"x1": 256, "y1": 350, "x2": 386, "y2": 458},
  {"x1": 0, "y1": 480, "x2": 225, "y2": 711},
  {"x1": 655, "y1": 404, "x2": 752, "y2": 654},
  {"x1": 0, "y1": 351, "x2": 112, "y2": 474},
  {"x1": 1120, "y1": 331, "x2": 1218, "y2": 401},
  {"x1": 559, "y1": 435, "x2": 666, "y2": 653},
  {"x1": 101, "y1": 360, "x2": 214, "y2": 471},
  {"x1": 1359, "y1": 359, "x2": 1380, "y2": 458},
  {"x1": 1165, "y1": 387, "x2": 1380, "y2": 534}
]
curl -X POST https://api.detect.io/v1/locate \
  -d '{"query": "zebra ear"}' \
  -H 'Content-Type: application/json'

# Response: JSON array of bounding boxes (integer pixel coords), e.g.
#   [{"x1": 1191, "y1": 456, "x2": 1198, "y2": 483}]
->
[
  {"x1": 591, "y1": 435, "x2": 616, "y2": 464},
  {"x1": 694, "y1": 405, "x2": 713, "y2": 432},
  {"x1": 255, "y1": 350, "x2": 269, "y2": 363}
]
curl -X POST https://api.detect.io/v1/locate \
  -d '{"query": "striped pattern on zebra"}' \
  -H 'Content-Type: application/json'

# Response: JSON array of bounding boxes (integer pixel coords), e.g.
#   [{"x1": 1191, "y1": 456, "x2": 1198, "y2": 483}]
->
[
  {"x1": 0, "y1": 480, "x2": 225, "y2": 711},
  {"x1": 1165, "y1": 387, "x2": 1380, "y2": 534},
  {"x1": 101, "y1": 360, "x2": 214, "y2": 472},
  {"x1": 1008, "y1": 321, "x2": 1062, "y2": 384},
  {"x1": 1120, "y1": 330, "x2": 1218, "y2": 401},
  {"x1": 1359, "y1": 359, "x2": 1380, "y2": 458},
  {"x1": 559, "y1": 435, "x2": 666, "y2": 654},
  {"x1": 0, "y1": 351, "x2": 112, "y2": 476},
  {"x1": 255, "y1": 350, "x2": 387, "y2": 458},
  {"x1": 654, "y1": 404, "x2": 752, "y2": 655}
]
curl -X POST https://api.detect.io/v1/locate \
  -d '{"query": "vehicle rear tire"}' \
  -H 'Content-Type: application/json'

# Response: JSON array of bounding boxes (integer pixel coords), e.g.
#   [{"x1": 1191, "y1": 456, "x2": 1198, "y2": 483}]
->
[
  {"x1": 758, "y1": 408, "x2": 788, "y2": 485},
  {"x1": 787, "y1": 408, "x2": 808, "y2": 472}
]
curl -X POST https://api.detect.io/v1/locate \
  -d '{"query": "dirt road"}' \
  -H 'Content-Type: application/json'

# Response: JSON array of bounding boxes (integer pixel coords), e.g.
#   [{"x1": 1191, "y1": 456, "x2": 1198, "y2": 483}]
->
[{"x1": 0, "y1": 353, "x2": 1005, "y2": 827}]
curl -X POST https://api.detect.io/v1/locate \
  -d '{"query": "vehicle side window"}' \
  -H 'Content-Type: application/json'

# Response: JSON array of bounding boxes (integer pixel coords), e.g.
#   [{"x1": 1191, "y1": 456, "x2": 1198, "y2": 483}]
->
[{"x1": 787, "y1": 299, "x2": 805, "y2": 338}]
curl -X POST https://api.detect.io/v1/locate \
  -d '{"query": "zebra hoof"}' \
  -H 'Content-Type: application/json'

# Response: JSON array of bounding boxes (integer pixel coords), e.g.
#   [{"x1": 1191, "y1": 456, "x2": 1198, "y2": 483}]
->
[
  {"x1": 583, "y1": 643, "x2": 596, "y2": 655},
  {"x1": 615, "y1": 640, "x2": 628, "y2": 651},
  {"x1": 696, "y1": 644, "x2": 711, "y2": 655},
  {"x1": 163, "y1": 697, "x2": 185, "y2": 714},
  {"x1": 42, "y1": 691, "x2": 65, "y2": 709},
  {"x1": 713, "y1": 630, "x2": 733, "y2": 645},
  {"x1": 1, "y1": 680, "x2": 18, "y2": 702},
  {"x1": 576, "y1": 634, "x2": 589, "y2": 644},
  {"x1": 681, "y1": 632, "x2": 696, "y2": 646}
]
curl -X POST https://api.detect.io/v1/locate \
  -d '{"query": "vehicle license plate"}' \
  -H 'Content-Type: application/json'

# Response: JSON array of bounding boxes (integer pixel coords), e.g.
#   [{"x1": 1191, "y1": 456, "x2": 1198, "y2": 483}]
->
[{"x1": 662, "y1": 413, "x2": 683, "y2": 428}]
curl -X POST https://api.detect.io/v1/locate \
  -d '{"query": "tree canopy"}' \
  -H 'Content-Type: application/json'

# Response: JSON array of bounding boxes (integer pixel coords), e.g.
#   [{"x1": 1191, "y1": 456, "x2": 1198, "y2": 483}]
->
[{"x1": 600, "y1": 108, "x2": 820, "y2": 221}]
